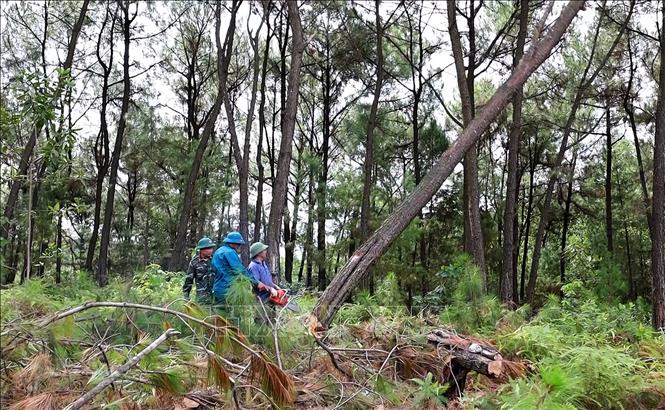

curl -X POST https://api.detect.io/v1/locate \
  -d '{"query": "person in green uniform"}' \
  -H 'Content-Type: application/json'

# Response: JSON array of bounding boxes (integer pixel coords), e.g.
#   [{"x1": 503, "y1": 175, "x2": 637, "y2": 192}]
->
[{"x1": 182, "y1": 237, "x2": 216, "y2": 304}]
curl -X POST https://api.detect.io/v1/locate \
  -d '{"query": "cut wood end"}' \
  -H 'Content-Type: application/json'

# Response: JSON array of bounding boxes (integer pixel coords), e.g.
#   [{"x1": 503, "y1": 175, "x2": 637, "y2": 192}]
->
[
  {"x1": 307, "y1": 314, "x2": 325, "y2": 336},
  {"x1": 488, "y1": 360, "x2": 503, "y2": 376}
]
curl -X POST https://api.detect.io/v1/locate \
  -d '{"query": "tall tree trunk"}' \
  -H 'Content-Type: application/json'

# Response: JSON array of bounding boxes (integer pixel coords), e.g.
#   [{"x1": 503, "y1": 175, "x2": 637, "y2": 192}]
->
[
  {"x1": 560, "y1": 152, "x2": 577, "y2": 284},
  {"x1": 651, "y1": 10, "x2": 665, "y2": 330},
  {"x1": 312, "y1": 1, "x2": 584, "y2": 326},
  {"x1": 360, "y1": 0, "x2": 384, "y2": 291},
  {"x1": 55, "y1": 211, "x2": 63, "y2": 283},
  {"x1": 86, "y1": 13, "x2": 114, "y2": 272},
  {"x1": 619, "y1": 193, "x2": 635, "y2": 300},
  {"x1": 316, "y1": 56, "x2": 332, "y2": 291},
  {"x1": 285, "y1": 152, "x2": 303, "y2": 283},
  {"x1": 169, "y1": 0, "x2": 239, "y2": 271},
  {"x1": 305, "y1": 137, "x2": 315, "y2": 288},
  {"x1": 520, "y1": 149, "x2": 535, "y2": 302},
  {"x1": 22, "y1": 165, "x2": 34, "y2": 283},
  {"x1": 2, "y1": 0, "x2": 89, "y2": 252},
  {"x1": 605, "y1": 98, "x2": 614, "y2": 254},
  {"x1": 254, "y1": 17, "x2": 272, "y2": 243},
  {"x1": 526, "y1": 3, "x2": 631, "y2": 304},
  {"x1": 623, "y1": 33, "x2": 651, "y2": 228},
  {"x1": 223, "y1": 12, "x2": 263, "y2": 265},
  {"x1": 448, "y1": 0, "x2": 487, "y2": 283},
  {"x1": 97, "y1": 0, "x2": 135, "y2": 287},
  {"x1": 266, "y1": 0, "x2": 304, "y2": 283},
  {"x1": 500, "y1": 0, "x2": 528, "y2": 305}
]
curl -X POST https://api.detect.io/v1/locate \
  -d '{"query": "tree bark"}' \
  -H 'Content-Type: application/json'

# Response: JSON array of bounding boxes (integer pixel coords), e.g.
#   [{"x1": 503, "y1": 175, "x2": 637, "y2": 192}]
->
[
  {"x1": 651, "y1": 10, "x2": 665, "y2": 330},
  {"x1": 500, "y1": 0, "x2": 528, "y2": 305},
  {"x1": 169, "y1": 0, "x2": 239, "y2": 272},
  {"x1": 312, "y1": 1, "x2": 584, "y2": 326},
  {"x1": 266, "y1": 0, "x2": 304, "y2": 283}
]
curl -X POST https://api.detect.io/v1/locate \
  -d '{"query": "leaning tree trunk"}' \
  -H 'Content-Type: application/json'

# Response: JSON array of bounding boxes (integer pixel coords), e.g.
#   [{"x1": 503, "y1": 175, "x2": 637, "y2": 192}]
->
[
  {"x1": 500, "y1": 0, "x2": 528, "y2": 305},
  {"x1": 266, "y1": 0, "x2": 305, "y2": 282},
  {"x1": 651, "y1": 10, "x2": 665, "y2": 330},
  {"x1": 311, "y1": 1, "x2": 584, "y2": 327},
  {"x1": 169, "y1": 0, "x2": 238, "y2": 272}
]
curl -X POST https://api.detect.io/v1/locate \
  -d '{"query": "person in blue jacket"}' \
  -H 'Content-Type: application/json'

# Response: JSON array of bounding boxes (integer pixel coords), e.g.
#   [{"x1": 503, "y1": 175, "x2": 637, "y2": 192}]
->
[{"x1": 211, "y1": 232, "x2": 277, "y2": 305}]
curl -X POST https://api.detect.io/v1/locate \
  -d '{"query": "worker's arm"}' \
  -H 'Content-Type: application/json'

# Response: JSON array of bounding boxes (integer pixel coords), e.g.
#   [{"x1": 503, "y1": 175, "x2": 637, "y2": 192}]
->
[{"x1": 182, "y1": 260, "x2": 195, "y2": 300}]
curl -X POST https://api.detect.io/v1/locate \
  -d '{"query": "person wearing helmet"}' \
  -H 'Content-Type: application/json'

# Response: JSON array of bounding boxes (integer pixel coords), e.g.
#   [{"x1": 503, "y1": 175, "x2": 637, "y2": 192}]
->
[
  {"x1": 211, "y1": 231, "x2": 278, "y2": 304},
  {"x1": 247, "y1": 242, "x2": 276, "y2": 302},
  {"x1": 183, "y1": 237, "x2": 216, "y2": 304}
]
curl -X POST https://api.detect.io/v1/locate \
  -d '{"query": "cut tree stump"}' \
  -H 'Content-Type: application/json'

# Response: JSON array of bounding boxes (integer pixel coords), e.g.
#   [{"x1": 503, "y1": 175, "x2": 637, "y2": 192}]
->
[{"x1": 426, "y1": 328, "x2": 524, "y2": 398}]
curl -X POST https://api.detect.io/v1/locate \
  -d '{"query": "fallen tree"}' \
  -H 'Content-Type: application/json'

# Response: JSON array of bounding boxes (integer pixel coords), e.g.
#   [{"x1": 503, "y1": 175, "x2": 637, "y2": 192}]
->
[
  {"x1": 312, "y1": 0, "x2": 586, "y2": 327},
  {"x1": 427, "y1": 328, "x2": 525, "y2": 397}
]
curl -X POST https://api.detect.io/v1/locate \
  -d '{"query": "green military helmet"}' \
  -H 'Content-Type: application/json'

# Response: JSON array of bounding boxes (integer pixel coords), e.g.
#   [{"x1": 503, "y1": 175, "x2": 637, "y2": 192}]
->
[
  {"x1": 250, "y1": 242, "x2": 269, "y2": 258},
  {"x1": 196, "y1": 237, "x2": 216, "y2": 250}
]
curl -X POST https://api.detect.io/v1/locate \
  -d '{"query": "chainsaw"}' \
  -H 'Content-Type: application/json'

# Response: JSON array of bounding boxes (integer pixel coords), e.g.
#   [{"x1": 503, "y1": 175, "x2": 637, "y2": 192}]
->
[{"x1": 268, "y1": 288, "x2": 301, "y2": 313}]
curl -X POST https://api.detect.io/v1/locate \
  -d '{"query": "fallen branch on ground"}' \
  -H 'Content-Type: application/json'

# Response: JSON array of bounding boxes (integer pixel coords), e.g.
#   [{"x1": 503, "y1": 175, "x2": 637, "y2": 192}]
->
[
  {"x1": 64, "y1": 328, "x2": 180, "y2": 410},
  {"x1": 39, "y1": 301, "x2": 295, "y2": 407}
]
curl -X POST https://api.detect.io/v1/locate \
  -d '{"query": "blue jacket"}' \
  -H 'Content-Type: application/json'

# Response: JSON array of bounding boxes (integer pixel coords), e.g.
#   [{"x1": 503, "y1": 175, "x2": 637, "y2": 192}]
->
[
  {"x1": 248, "y1": 259, "x2": 274, "y2": 301},
  {"x1": 211, "y1": 244, "x2": 258, "y2": 302}
]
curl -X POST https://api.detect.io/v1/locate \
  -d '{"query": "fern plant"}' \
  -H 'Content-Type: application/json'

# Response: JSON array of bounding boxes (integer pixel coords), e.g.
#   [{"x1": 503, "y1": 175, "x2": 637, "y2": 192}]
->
[{"x1": 410, "y1": 372, "x2": 449, "y2": 408}]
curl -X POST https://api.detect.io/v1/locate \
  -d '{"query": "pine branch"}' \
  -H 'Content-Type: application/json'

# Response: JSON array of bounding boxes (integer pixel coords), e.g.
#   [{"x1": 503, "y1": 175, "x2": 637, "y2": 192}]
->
[{"x1": 64, "y1": 328, "x2": 180, "y2": 410}]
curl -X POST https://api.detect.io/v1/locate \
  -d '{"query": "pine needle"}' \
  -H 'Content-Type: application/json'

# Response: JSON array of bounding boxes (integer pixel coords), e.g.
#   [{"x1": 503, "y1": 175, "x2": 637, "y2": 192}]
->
[
  {"x1": 250, "y1": 353, "x2": 296, "y2": 406},
  {"x1": 207, "y1": 354, "x2": 231, "y2": 391},
  {"x1": 13, "y1": 352, "x2": 53, "y2": 394},
  {"x1": 9, "y1": 392, "x2": 57, "y2": 410}
]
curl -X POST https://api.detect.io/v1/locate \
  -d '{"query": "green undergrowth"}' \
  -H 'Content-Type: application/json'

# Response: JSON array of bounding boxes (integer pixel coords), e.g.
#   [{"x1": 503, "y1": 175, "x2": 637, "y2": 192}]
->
[
  {"x1": 483, "y1": 282, "x2": 664, "y2": 409},
  {"x1": 2, "y1": 266, "x2": 664, "y2": 409},
  {"x1": 336, "y1": 259, "x2": 665, "y2": 409}
]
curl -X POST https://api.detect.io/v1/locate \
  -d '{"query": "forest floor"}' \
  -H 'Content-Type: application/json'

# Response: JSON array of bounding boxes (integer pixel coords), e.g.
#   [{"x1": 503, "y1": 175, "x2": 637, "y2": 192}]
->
[{"x1": 1, "y1": 266, "x2": 664, "y2": 409}]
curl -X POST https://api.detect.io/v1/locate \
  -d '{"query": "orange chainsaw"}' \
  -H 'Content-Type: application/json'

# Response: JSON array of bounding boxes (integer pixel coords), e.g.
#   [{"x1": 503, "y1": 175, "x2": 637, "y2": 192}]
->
[{"x1": 268, "y1": 288, "x2": 301, "y2": 312}]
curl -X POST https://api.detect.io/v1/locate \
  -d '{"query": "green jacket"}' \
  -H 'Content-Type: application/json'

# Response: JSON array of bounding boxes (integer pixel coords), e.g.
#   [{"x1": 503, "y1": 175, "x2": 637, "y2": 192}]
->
[{"x1": 183, "y1": 255, "x2": 214, "y2": 303}]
